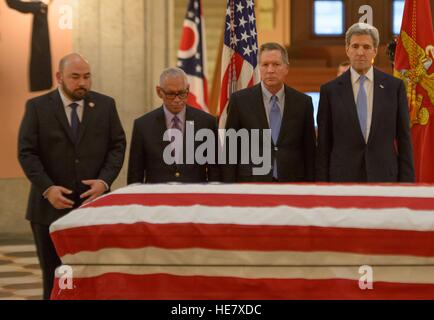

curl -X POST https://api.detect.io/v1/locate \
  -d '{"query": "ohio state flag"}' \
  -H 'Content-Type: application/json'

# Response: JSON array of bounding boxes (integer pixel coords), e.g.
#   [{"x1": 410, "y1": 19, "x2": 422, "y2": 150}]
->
[
  {"x1": 394, "y1": 0, "x2": 434, "y2": 182},
  {"x1": 177, "y1": 0, "x2": 209, "y2": 112}
]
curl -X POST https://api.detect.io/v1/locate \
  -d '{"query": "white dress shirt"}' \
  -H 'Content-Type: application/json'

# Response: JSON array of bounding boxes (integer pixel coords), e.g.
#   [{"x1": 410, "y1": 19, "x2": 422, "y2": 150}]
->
[
  {"x1": 163, "y1": 105, "x2": 186, "y2": 131},
  {"x1": 58, "y1": 87, "x2": 84, "y2": 125}
]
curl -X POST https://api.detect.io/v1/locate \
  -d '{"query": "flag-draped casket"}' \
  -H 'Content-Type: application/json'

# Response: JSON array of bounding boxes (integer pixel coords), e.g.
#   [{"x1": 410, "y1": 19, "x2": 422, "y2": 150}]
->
[{"x1": 50, "y1": 183, "x2": 434, "y2": 299}]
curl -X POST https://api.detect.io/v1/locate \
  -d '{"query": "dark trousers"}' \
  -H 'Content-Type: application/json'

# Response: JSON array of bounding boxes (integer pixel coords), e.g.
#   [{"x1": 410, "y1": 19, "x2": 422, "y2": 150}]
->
[{"x1": 31, "y1": 223, "x2": 61, "y2": 300}]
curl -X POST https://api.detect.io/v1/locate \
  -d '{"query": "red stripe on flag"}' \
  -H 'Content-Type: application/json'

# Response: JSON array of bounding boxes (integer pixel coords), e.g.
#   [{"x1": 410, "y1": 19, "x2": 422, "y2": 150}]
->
[
  {"x1": 219, "y1": 51, "x2": 250, "y2": 116},
  {"x1": 51, "y1": 222, "x2": 434, "y2": 257},
  {"x1": 186, "y1": 93, "x2": 204, "y2": 111},
  {"x1": 82, "y1": 193, "x2": 434, "y2": 210},
  {"x1": 51, "y1": 273, "x2": 434, "y2": 300}
]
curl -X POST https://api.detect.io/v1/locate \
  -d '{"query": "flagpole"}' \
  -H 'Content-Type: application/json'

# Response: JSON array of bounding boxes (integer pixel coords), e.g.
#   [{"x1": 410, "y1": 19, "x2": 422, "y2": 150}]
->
[{"x1": 209, "y1": 32, "x2": 224, "y2": 116}]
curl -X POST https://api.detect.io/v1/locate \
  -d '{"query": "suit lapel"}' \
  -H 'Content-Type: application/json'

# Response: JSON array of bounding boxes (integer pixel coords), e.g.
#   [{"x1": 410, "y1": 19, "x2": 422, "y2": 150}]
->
[
  {"x1": 277, "y1": 86, "x2": 294, "y2": 144},
  {"x1": 156, "y1": 106, "x2": 175, "y2": 167},
  {"x1": 252, "y1": 84, "x2": 269, "y2": 130},
  {"x1": 51, "y1": 90, "x2": 75, "y2": 144},
  {"x1": 181, "y1": 106, "x2": 198, "y2": 167},
  {"x1": 369, "y1": 68, "x2": 386, "y2": 143},
  {"x1": 156, "y1": 106, "x2": 169, "y2": 141},
  {"x1": 76, "y1": 94, "x2": 97, "y2": 144},
  {"x1": 338, "y1": 70, "x2": 366, "y2": 143}
]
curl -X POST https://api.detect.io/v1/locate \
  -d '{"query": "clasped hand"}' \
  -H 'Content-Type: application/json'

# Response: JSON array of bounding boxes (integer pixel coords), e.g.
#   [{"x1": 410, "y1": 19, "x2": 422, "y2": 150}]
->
[{"x1": 46, "y1": 180, "x2": 106, "y2": 209}]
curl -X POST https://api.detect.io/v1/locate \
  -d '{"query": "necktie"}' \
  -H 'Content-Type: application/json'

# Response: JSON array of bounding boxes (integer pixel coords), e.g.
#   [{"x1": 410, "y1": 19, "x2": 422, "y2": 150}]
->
[
  {"x1": 171, "y1": 115, "x2": 181, "y2": 131},
  {"x1": 356, "y1": 75, "x2": 368, "y2": 141},
  {"x1": 171, "y1": 116, "x2": 182, "y2": 161},
  {"x1": 69, "y1": 102, "x2": 80, "y2": 142},
  {"x1": 269, "y1": 95, "x2": 281, "y2": 179},
  {"x1": 269, "y1": 96, "x2": 281, "y2": 144}
]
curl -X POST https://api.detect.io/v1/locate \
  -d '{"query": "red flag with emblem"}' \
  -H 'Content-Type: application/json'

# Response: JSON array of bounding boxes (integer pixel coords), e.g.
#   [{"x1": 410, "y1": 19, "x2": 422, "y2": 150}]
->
[{"x1": 394, "y1": 0, "x2": 434, "y2": 182}]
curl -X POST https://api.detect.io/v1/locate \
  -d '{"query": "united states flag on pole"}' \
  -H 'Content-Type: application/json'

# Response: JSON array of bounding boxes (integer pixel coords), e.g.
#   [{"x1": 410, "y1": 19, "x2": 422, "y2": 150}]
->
[
  {"x1": 218, "y1": 0, "x2": 260, "y2": 128},
  {"x1": 177, "y1": 0, "x2": 209, "y2": 112}
]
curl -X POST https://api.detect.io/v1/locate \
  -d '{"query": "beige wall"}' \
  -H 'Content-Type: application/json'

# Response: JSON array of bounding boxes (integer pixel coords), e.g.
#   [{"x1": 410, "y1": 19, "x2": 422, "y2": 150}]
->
[{"x1": 256, "y1": 0, "x2": 290, "y2": 46}]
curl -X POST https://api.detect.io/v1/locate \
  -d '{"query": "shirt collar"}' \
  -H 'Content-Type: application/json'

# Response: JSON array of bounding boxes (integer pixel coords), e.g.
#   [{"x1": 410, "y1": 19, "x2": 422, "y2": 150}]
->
[
  {"x1": 350, "y1": 66, "x2": 374, "y2": 85},
  {"x1": 261, "y1": 82, "x2": 285, "y2": 103},
  {"x1": 163, "y1": 105, "x2": 186, "y2": 123},
  {"x1": 58, "y1": 87, "x2": 84, "y2": 108}
]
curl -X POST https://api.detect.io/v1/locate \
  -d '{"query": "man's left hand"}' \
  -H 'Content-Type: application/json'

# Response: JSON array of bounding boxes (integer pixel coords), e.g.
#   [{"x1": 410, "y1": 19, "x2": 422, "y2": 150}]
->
[{"x1": 80, "y1": 180, "x2": 107, "y2": 205}]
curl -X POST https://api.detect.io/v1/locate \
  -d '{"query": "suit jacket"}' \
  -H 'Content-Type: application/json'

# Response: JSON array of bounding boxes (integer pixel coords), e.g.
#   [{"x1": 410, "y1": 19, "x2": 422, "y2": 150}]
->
[
  {"x1": 18, "y1": 89, "x2": 126, "y2": 225},
  {"x1": 127, "y1": 105, "x2": 220, "y2": 184},
  {"x1": 316, "y1": 68, "x2": 415, "y2": 182},
  {"x1": 222, "y1": 83, "x2": 316, "y2": 182},
  {"x1": 6, "y1": 0, "x2": 52, "y2": 91}
]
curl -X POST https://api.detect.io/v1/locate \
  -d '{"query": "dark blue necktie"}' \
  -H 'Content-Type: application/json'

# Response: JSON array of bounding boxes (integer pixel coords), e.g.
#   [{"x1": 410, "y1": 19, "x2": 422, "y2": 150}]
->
[{"x1": 69, "y1": 102, "x2": 80, "y2": 142}]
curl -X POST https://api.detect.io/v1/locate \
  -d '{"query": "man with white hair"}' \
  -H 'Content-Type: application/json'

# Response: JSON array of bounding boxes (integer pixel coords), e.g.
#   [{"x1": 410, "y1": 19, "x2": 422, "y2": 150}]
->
[
  {"x1": 127, "y1": 67, "x2": 220, "y2": 183},
  {"x1": 316, "y1": 23, "x2": 414, "y2": 182}
]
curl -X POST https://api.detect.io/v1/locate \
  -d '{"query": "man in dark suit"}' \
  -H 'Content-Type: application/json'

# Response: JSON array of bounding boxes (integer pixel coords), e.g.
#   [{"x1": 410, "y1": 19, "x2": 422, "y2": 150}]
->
[
  {"x1": 316, "y1": 23, "x2": 414, "y2": 182},
  {"x1": 222, "y1": 42, "x2": 316, "y2": 182},
  {"x1": 18, "y1": 53, "x2": 126, "y2": 299},
  {"x1": 127, "y1": 67, "x2": 219, "y2": 184}
]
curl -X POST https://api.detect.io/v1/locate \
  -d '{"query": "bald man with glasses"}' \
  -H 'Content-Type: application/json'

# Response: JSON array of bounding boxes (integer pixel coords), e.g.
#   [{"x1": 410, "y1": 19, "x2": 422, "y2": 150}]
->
[{"x1": 127, "y1": 67, "x2": 220, "y2": 184}]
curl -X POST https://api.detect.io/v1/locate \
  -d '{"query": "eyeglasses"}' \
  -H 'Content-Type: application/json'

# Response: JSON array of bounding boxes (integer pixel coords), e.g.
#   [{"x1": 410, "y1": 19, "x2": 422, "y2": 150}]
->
[{"x1": 160, "y1": 88, "x2": 189, "y2": 99}]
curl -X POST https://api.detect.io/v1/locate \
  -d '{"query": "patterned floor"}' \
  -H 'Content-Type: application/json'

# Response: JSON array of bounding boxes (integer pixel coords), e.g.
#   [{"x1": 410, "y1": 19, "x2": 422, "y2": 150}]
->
[{"x1": 0, "y1": 235, "x2": 42, "y2": 300}]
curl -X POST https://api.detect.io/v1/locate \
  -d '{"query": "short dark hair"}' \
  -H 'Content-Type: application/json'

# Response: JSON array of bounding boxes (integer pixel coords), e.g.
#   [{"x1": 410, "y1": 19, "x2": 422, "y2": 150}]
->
[{"x1": 259, "y1": 42, "x2": 289, "y2": 65}]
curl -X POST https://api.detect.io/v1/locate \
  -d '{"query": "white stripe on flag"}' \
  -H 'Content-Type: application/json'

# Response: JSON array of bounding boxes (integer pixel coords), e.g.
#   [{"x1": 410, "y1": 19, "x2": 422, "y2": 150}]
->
[
  {"x1": 50, "y1": 204, "x2": 434, "y2": 233},
  {"x1": 113, "y1": 183, "x2": 434, "y2": 198}
]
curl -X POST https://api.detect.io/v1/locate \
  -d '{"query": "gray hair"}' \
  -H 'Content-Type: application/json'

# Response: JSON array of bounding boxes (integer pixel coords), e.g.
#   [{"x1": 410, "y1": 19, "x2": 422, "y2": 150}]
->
[
  {"x1": 159, "y1": 67, "x2": 188, "y2": 87},
  {"x1": 58, "y1": 53, "x2": 89, "y2": 73},
  {"x1": 345, "y1": 23, "x2": 380, "y2": 48},
  {"x1": 259, "y1": 42, "x2": 289, "y2": 65}
]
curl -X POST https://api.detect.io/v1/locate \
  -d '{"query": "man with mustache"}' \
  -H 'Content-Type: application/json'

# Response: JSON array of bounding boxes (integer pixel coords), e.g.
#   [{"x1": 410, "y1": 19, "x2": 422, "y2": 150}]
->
[
  {"x1": 222, "y1": 42, "x2": 316, "y2": 182},
  {"x1": 18, "y1": 53, "x2": 126, "y2": 299},
  {"x1": 316, "y1": 23, "x2": 414, "y2": 182}
]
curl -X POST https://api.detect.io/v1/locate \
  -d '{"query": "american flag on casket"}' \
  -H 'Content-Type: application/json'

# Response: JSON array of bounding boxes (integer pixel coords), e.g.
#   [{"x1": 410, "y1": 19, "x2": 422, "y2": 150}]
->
[{"x1": 50, "y1": 183, "x2": 434, "y2": 299}]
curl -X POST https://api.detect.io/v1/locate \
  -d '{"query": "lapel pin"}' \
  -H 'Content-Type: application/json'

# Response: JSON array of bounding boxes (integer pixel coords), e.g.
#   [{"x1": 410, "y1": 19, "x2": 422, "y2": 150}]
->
[
  {"x1": 379, "y1": 84, "x2": 384, "y2": 89},
  {"x1": 89, "y1": 102, "x2": 95, "y2": 108}
]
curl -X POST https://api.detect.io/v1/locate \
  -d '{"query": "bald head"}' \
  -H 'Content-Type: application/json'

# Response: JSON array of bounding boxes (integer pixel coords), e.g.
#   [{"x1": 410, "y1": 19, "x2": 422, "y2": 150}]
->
[
  {"x1": 58, "y1": 53, "x2": 90, "y2": 74},
  {"x1": 56, "y1": 53, "x2": 92, "y2": 101}
]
